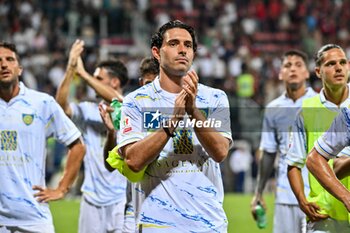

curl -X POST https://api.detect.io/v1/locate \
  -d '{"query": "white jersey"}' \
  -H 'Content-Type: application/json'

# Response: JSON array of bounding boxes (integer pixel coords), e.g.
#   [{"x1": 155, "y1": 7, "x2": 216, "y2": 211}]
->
[
  {"x1": 287, "y1": 85, "x2": 350, "y2": 167},
  {"x1": 0, "y1": 82, "x2": 81, "y2": 226},
  {"x1": 260, "y1": 87, "x2": 316, "y2": 205},
  {"x1": 315, "y1": 107, "x2": 350, "y2": 159},
  {"x1": 71, "y1": 101, "x2": 127, "y2": 206},
  {"x1": 119, "y1": 78, "x2": 232, "y2": 232}
]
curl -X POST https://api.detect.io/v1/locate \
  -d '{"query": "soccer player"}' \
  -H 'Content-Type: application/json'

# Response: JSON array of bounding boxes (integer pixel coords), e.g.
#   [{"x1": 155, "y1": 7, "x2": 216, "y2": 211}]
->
[
  {"x1": 287, "y1": 44, "x2": 350, "y2": 230},
  {"x1": 117, "y1": 20, "x2": 232, "y2": 232},
  {"x1": 0, "y1": 42, "x2": 85, "y2": 232},
  {"x1": 138, "y1": 57, "x2": 159, "y2": 86},
  {"x1": 288, "y1": 44, "x2": 350, "y2": 232},
  {"x1": 251, "y1": 50, "x2": 317, "y2": 233},
  {"x1": 56, "y1": 39, "x2": 130, "y2": 233},
  {"x1": 307, "y1": 108, "x2": 350, "y2": 214},
  {"x1": 98, "y1": 56, "x2": 159, "y2": 232}
]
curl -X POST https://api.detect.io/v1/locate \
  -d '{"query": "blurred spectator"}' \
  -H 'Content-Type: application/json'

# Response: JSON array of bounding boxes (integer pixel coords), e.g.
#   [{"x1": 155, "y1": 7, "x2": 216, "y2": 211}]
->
[
  {"x1": 229, "y1": 141, "x2": 253, "y2": 193},
  {"x1": 48, "y1": 59, "x2": 65, "y2": 90},
  {"x1": 236, "y1": 63, "x2": 255, "y2": 98}
]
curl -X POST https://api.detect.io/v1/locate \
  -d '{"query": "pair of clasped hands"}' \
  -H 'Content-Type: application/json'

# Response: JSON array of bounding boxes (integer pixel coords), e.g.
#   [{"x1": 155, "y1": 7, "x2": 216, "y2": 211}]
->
[{"x1": 173, "y1": 70, "x2": 199, "y2": 123}]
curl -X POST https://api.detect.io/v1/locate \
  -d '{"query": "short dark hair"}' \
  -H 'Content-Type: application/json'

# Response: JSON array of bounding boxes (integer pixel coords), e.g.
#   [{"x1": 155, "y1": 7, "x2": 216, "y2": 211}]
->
[
  {"x1": 96, "y1": 60, "x2": 128, "y2": 87},
  {"x1": 282, "y1": 49, "x2": 308, "y2": 65},
  {"x1": 139, "y1": 57, "x2": 159, "y2": 78},
  {"x1": 150, "y1": 20, "x2": 197, "y2": 65},
  {"x1": 151, "y1": 20, "x2": 197, "y2": 52},
  {"x1": 0, "y1": 41, "x2": 20, "y2": 62},
  {"x1": 314, "y1": 44, "x2": 343, "y2": 67}
]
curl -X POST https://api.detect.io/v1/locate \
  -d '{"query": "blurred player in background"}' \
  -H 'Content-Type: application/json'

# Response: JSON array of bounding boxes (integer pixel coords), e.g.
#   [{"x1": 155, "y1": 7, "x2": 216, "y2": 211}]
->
[
  {"x1": 99, "y1": 56, "x2": 159, "y2": 232},
  {"x1": 251, "y1": 49, "x2": 316, "y2": 233},
  {"x1": 56, "y1": 39, "x2": 130, "y2": 233},
  {"x1": 288, "y1": 44, "x2": 350, "y2": 232},
  {"x1": 0, "y1": 42, "x2": 85, "y2": 233}
]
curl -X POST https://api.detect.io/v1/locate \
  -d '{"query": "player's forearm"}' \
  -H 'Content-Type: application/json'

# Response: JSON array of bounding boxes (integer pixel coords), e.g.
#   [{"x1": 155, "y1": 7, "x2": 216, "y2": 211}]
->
[
  {"x1": 255, "y1": 151, "x2": 275, "y2": 195},
  {"x1": 80, "y1": 71, "x2": 123, "y2": 102},
  {"x1": 56, "y1": 66, "x2": 74, "y2": 117},
  {"x1": 195, "y1": 130, "x2": 229, "y2": 162},
  {"x1": 191, "y1": 108, "x2": 230, "y2": 162},
  {"x1": 287, "y1": 165, "x2": 307, "y2": 205},
  {"x1": 306, "y1": 148, "x2": 350, "y2": 204},
  {"x1": 333, "y1": 157, "x2": 350, "y2": 180},
  {"x1": 123, "y1": 129, "x2": 172, "y2": 172},
  {"x1": 57, "y1": 139, "x2": 85, "y2": 194}
]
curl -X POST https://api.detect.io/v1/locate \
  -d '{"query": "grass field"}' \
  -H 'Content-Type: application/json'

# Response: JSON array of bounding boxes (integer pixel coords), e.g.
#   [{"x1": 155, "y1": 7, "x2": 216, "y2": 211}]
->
[{"x1": 50, "y1": 193, "x2": 274, "y2": 233}]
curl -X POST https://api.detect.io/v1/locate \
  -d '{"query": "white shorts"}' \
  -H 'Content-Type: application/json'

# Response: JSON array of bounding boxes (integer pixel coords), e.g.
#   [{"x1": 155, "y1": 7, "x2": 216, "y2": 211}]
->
[
  {"x1": 273, "y1": 204, "x2": 306, "y2": 233},
  {"x1": 0, "y1": 224, "x2": 54, "y2": 233},
  {"x1": 307, "y1": 218, "x2": 349, "y2": 233},
  {"x1": 123, "y1": 202, "x2": 135, "y2": 233},
  {"x1": 123, "y1": 182, "x2": 136, "y2": 233},
  {"x1": 78, "y1": 197, "x2": 126, "y2": 233}
]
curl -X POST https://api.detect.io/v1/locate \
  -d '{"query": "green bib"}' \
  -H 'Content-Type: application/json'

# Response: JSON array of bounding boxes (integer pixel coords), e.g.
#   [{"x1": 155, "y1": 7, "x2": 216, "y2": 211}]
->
[{"x1": 302, "y1": 95, "x2": 348, "y2": 221}]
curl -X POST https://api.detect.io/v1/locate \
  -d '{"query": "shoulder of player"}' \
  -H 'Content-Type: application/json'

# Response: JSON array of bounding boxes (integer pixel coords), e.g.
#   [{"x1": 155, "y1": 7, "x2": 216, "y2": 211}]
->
[
  {"x1": 306, "y1": 87, "x2": 318, "y2": 97},
  {"x1": 197, "y1": 83, "x2": 227, "y2": 98},
  {"x1": 25, "y1": 87, "x2": 55, "y2": 102},
  {"x1": 124, "y1": 84, "x2": 157, "y2": 103},
  {"x1": 265, "y1": 95, "x2": 285, "y2": 108}
]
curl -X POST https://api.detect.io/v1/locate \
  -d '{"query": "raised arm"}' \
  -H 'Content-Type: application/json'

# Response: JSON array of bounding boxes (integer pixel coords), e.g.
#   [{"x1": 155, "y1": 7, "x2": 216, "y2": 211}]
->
[
  {"x1": 187, "y1": 107, "x2": 230, "y2": 162},
  {"x1": 56, "y1": 39, "x2": 84, "y2": 117},
  {"x1": 182, "y1": 71, "x2": 230, "y2": 162},
  {"x1": 75, "y1": 57, "x2": 123, "y2": 103}
]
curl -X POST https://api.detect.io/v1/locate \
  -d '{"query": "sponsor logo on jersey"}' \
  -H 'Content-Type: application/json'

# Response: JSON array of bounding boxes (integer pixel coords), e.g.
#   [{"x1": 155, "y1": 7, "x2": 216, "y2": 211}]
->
[{"x1": 122, "y1": 116, "x2": 132, "y2": 134}]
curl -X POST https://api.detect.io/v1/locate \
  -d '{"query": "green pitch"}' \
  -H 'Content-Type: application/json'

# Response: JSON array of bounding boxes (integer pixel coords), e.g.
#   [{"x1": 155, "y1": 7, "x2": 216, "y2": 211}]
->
[{"x1": 50, "y1": 193, "x2": 274, "y2": 233}]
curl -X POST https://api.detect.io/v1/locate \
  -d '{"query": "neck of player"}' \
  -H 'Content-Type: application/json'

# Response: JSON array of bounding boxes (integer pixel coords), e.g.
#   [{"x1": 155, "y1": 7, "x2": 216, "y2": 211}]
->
[
  {"x1": 0, "y1": 81, "x2": 20, "y2": 102},
  {"x1": 286, "y1": 83, "x2": 307, "y2": 102},
  {"x1": 324, "y1": 84, "x2": 348, "y2": 106}
]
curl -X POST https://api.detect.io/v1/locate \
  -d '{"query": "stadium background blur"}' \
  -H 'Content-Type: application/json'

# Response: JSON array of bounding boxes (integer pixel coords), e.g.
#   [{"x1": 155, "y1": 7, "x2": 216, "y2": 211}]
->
[{"x1": 1, "y1": 0, "x2": 349, "y2": 194}]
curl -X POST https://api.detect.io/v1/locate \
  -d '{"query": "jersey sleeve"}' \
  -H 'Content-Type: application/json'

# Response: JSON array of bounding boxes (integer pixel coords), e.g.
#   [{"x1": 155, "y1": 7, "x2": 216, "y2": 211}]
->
[
  {"x1": 259, "y1": 107, "x2": 277, "y2": 153},
  {"x1": 209, "y1": 91, "x2": 232, "y2": 147},
  {"x1": 118, "y1": 94, "x2": 146, "y2": 149},
  {"x1": 69, "y1": 102, "x2": 86, "y2": 129},
  {"x1": 314, "y1": 108, "x2": 350, "y2": 159},
  {"x1": 286, "y1": 111, "x2": 307, "y2": 168},
  {"x1": 337, "y1": 146, "x2": 350, "y2": 157},
  {"x1": 47, "y1": 97, "x2": 81, "y2": 146}
]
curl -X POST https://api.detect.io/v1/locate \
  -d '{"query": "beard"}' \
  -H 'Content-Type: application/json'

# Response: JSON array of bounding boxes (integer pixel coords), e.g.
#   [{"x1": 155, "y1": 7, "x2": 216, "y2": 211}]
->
[
  {"x1": 287, "y1": 82, "x2": 302, "y2": 91},
  {"x1": 162, "y1": 63, "x2": 189, "y2": 78},
  {"x1": 0, "y1": 76, "x2": 18, "y2": 89}
]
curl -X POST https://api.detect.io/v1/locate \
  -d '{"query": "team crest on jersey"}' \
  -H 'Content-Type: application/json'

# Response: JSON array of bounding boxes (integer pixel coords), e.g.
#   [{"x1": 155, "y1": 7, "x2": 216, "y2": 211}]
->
[{"x1": 22, "y1": 114, "x2": 34, "y2": 126}]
